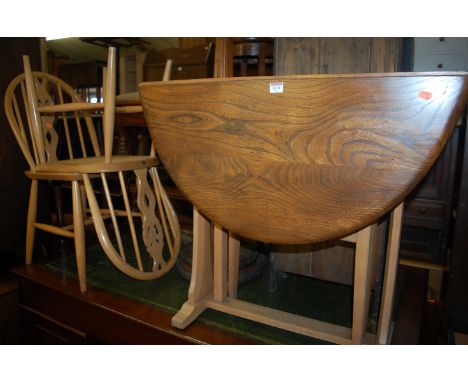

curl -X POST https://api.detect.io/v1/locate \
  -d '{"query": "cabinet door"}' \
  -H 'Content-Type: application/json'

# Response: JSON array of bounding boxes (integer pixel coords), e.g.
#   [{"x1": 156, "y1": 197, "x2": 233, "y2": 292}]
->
[{"x1": 403, "y1": 128, "x2": 460, "y2": 233}]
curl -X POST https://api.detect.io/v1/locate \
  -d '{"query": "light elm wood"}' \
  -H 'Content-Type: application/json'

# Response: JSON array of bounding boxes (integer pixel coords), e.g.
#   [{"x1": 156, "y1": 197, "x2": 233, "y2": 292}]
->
[
  {"x1": 104, "y1": 48, "x2": 116, "y2": 164},
  {"x1": 205, "y1": 296, "x2": 353, "y2": 344},
  {"x1": 37, "y1": 102, "x2": 104, "y2": 113},
  {"x1": 24, "y1": 171, "x2": 97, "y2": 181},
  {"x1": 82, "y1": 174, "x2": 178, "y2": 280},
  {"x1": 376, "y1": 203, "x2": 404, "y2": 344},
  {"x1": 188, "y1": 209, "x2": 213, "y2": 304},
  {"x1": 214, "y1": 225, "x2": 228, "y2": 302},
  {"x1": 33, "y1": 223, "x2": 75, "y2": 238},
  {"x1": 25, "y1": 180, "x2": 38, "y2": 264},
  {"x1": 140, "y1": 73, "x2": 468, "y2": 244},
  {"x1": 352, "y1": 224, "x2": 375, "y2": 344},
  {"x1": 172, "y1": 224, "x2": 379, "y2": 344},
  {"x1": 100, "y1": 173, "x2": 126, "y2": 260},
  {"x1": 4, "y1": 48, "x2": 181, "y2": 293},
  {"x1": 171, "y1": 208, "x2": 212, "y2": 329},
  {"x1": 119, "y1": 171, "x2": 143, "y2": 270},
  {"x1": 228, "y1": 233, "x2": 240, "y2": 298},
  {"x1": 72, "y1": 180, "x2": 87, "y2": 292},
  {"x1": 23, "y1": 55, "x2": 46, "y2": 164},
  {"x1": 150, "y1": 166, "x2": 181, "y2": 263},
  {"x1": 82, "y1": 166, "x2": 181, "y2": 281},
  {"x1": 33, "y1": 155, "x2": 159, "y2": 174},
  {"x1": 142, "y1": 68, "x2": 468, "y2": 344}
]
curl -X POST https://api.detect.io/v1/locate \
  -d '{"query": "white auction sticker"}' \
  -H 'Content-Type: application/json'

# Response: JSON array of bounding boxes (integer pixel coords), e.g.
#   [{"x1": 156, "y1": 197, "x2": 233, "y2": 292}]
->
[{"x1": 269, "y1": 82, "x2": 284, "y2": 93}]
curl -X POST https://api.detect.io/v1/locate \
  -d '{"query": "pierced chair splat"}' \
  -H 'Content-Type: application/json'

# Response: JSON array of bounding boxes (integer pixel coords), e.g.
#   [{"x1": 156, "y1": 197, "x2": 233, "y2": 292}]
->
[{"x1": 4, "y1": 47, "x2": 180, "y2": 293}]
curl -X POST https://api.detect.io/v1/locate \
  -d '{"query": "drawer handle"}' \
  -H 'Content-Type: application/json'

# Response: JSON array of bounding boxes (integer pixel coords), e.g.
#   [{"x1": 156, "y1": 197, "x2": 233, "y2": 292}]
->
[
  {"x1": 419, "y1": 207, "x2": 428, "y2": 215},
  {"x1": 439, "y1": 37, "x2": 445, "y2": 42},
  {"x1": 437, "y1": 63, "x2": 443, "y2": 69}
]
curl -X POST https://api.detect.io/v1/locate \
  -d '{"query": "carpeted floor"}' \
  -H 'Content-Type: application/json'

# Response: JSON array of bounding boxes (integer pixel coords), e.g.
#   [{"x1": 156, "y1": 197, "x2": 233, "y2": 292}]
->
[{"x1": 43, "y1": 230, "x2": 405, "y2": 344}]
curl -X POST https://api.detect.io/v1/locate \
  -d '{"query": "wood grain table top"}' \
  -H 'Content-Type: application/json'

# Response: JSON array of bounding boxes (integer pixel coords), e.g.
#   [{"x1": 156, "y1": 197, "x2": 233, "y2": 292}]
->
[{"x1": 140, "y1": 73, "x2": 468, "y2": 244}]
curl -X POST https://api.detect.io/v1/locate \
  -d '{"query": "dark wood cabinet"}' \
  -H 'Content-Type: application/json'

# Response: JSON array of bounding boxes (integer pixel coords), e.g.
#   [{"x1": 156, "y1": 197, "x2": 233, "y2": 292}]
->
[
  {"x1": 401, "y1": 124, "x2": 462, "y2": 265},
  {"x1": 445, "y1": 111, "x2": 468, "y2": 334},
  {"x1": 12, "y1": 265, "x2": 256, "y2": 344}
]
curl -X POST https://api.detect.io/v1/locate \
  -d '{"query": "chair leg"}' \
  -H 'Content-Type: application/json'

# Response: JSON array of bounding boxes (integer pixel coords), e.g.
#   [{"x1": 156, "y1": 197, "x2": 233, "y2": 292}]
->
[
  {"x1": 25, "y1": 180, "x2": 38, "y2": 265},
  {"x1": 72, "y1": 181, "x2": 87, "y2": 293}
]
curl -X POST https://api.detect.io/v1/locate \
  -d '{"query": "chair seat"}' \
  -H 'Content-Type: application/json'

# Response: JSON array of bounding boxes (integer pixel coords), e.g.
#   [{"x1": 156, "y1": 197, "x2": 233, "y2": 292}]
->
[{"x1": 34, "y1": 155, "x2": 160, "y2": 174}]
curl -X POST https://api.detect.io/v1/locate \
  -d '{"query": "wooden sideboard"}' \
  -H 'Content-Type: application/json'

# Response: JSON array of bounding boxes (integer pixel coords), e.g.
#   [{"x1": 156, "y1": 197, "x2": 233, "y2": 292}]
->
[
  {"x1": 11, "y1": 264, "x2": 256, "y2": 344},
  {"x1": 9, "y1": 260, "x2": 425, "y2": 344}
]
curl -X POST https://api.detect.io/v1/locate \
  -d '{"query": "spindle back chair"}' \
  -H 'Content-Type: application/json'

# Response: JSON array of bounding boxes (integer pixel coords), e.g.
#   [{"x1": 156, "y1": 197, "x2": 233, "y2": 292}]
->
[{"x1": 4, "y1": 47, "x2": 180, "y2": 292}]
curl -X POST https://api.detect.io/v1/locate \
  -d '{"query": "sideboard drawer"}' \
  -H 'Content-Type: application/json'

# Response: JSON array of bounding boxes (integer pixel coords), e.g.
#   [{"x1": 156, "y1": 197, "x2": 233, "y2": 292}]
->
[{"x1": 404, "y1": 199, "x2": 445, "y2": 224}]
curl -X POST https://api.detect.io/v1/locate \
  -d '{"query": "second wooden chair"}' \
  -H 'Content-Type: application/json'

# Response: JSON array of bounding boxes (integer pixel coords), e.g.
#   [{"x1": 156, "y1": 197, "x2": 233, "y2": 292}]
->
[{"x1": 4, "y1": 47, "x2": 180, "y2": 292}]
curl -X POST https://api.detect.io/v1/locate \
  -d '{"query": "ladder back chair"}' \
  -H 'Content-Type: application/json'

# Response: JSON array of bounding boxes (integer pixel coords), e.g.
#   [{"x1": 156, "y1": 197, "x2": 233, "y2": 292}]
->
[
  {"x1": 4, "y1": 47, "x2": 180, "y2": 292},
  {"x1": 140, "y1": 70, "x2": 468, "y2": 344}
]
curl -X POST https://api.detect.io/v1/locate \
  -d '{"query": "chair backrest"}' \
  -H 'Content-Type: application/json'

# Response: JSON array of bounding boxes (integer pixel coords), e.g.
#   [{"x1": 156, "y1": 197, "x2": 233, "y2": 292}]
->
[
  {"x1": 4, "y1": 67, "x2": 102, "y2": 170},
  {"x1": 102, "y1": 47, "x2": 116, "y2": 164},
  {"x1": 140, "y1": 73, "x2": 468, "y2": 244}
]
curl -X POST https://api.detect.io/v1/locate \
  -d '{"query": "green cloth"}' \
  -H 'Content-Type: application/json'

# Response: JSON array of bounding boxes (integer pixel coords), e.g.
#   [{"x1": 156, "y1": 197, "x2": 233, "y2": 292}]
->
[{"x1": 43, "y1": 231, "x2": 404, "y2": 344}]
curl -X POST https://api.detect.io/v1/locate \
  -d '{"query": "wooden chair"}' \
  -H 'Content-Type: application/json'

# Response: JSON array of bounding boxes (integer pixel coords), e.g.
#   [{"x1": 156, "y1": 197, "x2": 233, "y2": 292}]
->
[
  {"x1": 233, "y1": 37, "x2": 273, "y2": 77},
  {"x1": 4, "y1": 47, "x2": 180, "y2": 293},
  {"x1": 140, "y1": 66, "x2": 468, "y2": 343}
]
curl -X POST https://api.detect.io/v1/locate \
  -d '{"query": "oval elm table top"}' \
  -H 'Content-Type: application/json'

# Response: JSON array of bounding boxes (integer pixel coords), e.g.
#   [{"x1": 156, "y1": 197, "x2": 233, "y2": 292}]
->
[{"x1": 139, "y1": 73, "x2": 468, "y2": 244}]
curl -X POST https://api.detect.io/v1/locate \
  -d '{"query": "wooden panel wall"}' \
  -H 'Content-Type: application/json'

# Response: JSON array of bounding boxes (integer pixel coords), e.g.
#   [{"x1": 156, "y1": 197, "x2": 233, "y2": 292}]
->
[
  {"x1": 274, "y1": 37, "x2": 403, "y2": 75},
  {"x1": 272, "y1": 37, "x2": 403, "y2": 285}
]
